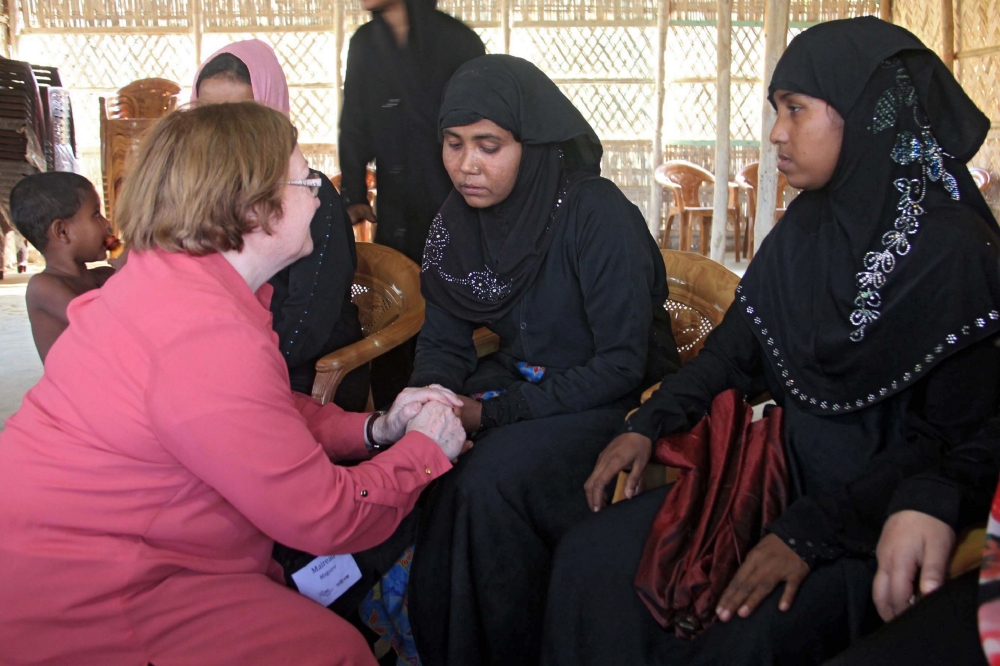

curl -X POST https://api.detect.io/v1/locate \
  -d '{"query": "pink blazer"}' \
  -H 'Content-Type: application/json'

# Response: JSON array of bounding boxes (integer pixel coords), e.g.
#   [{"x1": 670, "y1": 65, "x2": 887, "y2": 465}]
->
[{"x1": 0, "y1": 249, "x2": 450, "y2": 662}]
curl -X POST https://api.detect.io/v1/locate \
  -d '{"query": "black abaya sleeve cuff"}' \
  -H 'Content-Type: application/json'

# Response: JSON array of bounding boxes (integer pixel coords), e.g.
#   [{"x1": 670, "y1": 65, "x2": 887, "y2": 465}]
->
[
  {"x1": 479, "y1": 387, "x2": 533, "y2": 431},
  {"x1": 886, "y1": 476, "x2": 963, "y2": 533},
  {"x1": 767, "y1": 499, "x2": 847, "y2": 569},
  {"x1": 622, "y1": 405, "x2": 660, "y2": 441}
]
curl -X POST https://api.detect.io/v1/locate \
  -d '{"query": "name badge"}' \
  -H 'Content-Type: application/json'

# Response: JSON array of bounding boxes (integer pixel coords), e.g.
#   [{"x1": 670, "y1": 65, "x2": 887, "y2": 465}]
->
[{"x1": 291, "y1": 554, "x2": 362, "y2": 606}]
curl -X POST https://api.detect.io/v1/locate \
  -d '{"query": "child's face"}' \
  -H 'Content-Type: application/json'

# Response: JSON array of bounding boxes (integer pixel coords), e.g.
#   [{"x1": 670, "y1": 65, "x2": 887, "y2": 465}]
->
[{"x1": 65, "y1": 187, "x2": 112, "y2": 263}]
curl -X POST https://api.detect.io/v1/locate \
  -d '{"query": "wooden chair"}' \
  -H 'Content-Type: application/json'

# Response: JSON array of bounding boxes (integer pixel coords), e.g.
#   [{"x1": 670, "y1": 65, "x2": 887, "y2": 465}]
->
[
  {"x1": 107, "y1": 78, "x2": 180, "y2": 120},
  {"x1": 311, "y1": 243, "x2": 425, "y2": 404},
  {"x1": 99, "y1": 79, "x2": 179, "y2": 224},
  {"x1": 99, "y1": 103, "x2": 157, "y2": 225},
  {"x1": 654, "y1": 161, "x2": 740, "y2": 258},
  {"x1": 736, "y1": 162, "x2": 789, "y2": 262},
  {"x1": 970, "y1": 166, "x2": 992, "y2": 193},
  {"x1": 612, "y1": 250, "x2": 740, "y2": 502}
]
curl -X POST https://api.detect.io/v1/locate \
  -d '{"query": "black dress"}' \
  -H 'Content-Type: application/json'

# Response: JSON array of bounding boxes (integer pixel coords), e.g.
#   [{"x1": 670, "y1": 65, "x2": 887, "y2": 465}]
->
[
  {"x1": 267, "y1": 172, "x2": 368, "y2": 410},
  {"x1": 407, "y1": 176, "x2": 679, "y2": 666},
  {"x1": 542, "y1": 308, "x2": 1000, "y2": 665},
  {"x1": 541, "y1": 20, "x2": 1000, "y2": 665}
]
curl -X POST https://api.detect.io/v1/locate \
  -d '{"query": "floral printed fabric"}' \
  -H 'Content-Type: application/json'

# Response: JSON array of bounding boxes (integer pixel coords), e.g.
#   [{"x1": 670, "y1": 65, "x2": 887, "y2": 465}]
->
[{"x1": 361, "y1": 546, "x2": 421, "y2": 666}]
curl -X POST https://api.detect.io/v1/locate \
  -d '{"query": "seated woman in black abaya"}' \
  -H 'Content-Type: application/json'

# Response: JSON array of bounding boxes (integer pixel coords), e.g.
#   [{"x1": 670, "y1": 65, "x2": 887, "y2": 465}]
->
[
  {"x1": 405, "y1": 55, "x2": 680, "y2": 666},
  {"x1": 542, "y1": 17, "x2": 1000, "y2": 666}
]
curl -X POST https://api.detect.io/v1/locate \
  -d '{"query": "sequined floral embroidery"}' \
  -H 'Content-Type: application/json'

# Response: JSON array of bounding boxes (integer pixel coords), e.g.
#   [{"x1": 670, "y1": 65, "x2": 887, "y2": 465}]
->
[
  {"x1": 422, "y1": 214, "x2": 512, "y2": 303},
  {"x1": 848, "y1": 64, "x2": 960, "y2": 342},
  {"x1": 421, "y1": 184, "x2": 569, "y2": 303}
]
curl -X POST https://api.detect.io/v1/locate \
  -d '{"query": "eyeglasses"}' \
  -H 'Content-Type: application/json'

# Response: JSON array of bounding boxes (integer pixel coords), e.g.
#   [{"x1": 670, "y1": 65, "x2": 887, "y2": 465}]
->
[{"x1": 286, "y1": 170, "x2": 322, "y2": 197}]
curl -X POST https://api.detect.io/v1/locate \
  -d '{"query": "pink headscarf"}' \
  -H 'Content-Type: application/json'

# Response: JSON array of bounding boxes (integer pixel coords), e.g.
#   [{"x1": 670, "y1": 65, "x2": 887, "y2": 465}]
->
[{"x1": 191, "y1": 39, "x2": 290, "y2": 116}]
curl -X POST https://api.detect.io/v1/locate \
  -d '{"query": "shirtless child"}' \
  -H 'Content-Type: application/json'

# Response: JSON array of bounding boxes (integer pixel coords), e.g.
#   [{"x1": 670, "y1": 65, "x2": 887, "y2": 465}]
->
[{"x1": 10, "y1": 172, "x2": 120, "y2": 362}]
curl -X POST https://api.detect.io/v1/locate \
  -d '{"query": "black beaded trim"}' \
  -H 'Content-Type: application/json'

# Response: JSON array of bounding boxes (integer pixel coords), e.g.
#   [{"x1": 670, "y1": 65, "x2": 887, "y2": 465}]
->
[
  {"x1": 736, "y1": 284, "x2": 1000, "y2": 413},
  {"x1": 283, "y1": 203, "x2": 334, "y2": 359}
]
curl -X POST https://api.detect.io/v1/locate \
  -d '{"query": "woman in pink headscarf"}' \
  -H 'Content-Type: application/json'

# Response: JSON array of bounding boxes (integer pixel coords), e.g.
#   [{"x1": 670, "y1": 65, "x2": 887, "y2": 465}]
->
[{"x1": 194, "y1": 40, "x2": 369, "y2": 410}]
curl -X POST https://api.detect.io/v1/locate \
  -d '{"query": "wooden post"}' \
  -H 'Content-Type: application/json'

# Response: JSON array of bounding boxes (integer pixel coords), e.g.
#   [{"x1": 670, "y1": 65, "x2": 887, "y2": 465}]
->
[
  {"x1": 941, "y1": 0, "x2": 955, "y2": 71},
  {"x1": 501, "y1": 0, "x2": 511, "y2": 54},
  {"x1": 879, "y1": 0, "x2": 892, "y2": 22},
  {"x1": 191, "y1": 0, "x2": 202, "y2": 69},
  {"x1": 333, "y1": 0, "x2": 345, "y2": 166},
  {"x1": 753, "y1": 0, "x2": 789, "y2": 256},
  {"x1": 709, "y1": 0, "x2": 731, "y2": 263},
  {"x1": 9, "y1": 0, "x2": 19, "y2": 58},
  {"x1": 648, "y1": 0, "x2": 670, "y2": 240}
]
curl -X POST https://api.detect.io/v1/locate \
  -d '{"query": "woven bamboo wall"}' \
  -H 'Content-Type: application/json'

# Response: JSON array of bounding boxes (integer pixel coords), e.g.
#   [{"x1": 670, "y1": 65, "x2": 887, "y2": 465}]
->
[
  {"x1": 9, "y1": 0, "x2": 913, "y2": 227},
  {"x1": 895, "y1": 0, "x2": 1000, "y2": 220}
]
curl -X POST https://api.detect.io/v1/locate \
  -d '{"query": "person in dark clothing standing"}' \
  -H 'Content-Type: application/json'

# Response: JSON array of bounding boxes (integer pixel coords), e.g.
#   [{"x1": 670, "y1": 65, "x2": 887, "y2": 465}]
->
[
  {"x1": 193, "y1": 40, "x2": 368, "y2": 410},
  {"x1": 340, "y1": 0, "x2": 484, "y2": 262},
  {"x1": 542, "y1": 17, "x2": 1000, "y2": 666},
  {"x1": 403, "y1": 55, "x2": 681, "y2": 666},
  {"x1": 340, "y1": 0, "x2": 484, "y2": 407}
]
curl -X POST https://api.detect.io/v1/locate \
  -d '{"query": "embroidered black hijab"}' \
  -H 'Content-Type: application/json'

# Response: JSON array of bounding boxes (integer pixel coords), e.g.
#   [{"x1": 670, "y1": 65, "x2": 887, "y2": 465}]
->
[
  {"x1": 421, "y1": 55, "x2": 603, "y2": 324},
  {"x1": 738, "y1": 16, "x2": 1000, "y2": 415}
]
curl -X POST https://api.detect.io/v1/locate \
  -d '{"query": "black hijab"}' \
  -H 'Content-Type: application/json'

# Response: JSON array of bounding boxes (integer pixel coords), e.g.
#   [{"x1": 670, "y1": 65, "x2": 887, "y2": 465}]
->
[
  {"x1": 421, "y1": 55, "x2": 603, "y2": 324},
  {"x1": 738, "y1": 17, "x2": 1000, "y2": 416}
]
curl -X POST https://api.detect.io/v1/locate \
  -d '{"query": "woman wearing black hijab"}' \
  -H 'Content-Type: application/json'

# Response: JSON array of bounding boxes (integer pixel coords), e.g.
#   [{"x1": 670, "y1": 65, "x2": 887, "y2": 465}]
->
[
  {"x1": 543, "y1": 17, "x2": 1000, "y2": 666},
  {"x1": 406, "y1": 55, "x2": 680, "y2": 666}
]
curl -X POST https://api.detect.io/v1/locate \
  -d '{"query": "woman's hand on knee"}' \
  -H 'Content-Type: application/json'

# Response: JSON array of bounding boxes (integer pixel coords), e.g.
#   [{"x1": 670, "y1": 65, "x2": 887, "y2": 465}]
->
[
  {"x1": 872, "y1": 510, "x2": 955, "y2": 622},
  {"x1": 716, "y1": 534, "x2": 810, "y2": 622},
  {"x1": 583, "y1": 432, "x2": 653, "y2": 513},
  {"x1": 374, "y1": 385, "x2": 464, "y2": 444},
  {"x1": 406, "y1": 400, "x2": 470, "y2": 461}
]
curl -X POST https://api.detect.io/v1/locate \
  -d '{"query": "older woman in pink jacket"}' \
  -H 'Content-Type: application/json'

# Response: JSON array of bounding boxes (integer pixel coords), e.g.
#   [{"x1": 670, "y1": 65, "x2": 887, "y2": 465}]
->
[{"x1": 0, "y1": 102, "x2": 466, "y2": 665}]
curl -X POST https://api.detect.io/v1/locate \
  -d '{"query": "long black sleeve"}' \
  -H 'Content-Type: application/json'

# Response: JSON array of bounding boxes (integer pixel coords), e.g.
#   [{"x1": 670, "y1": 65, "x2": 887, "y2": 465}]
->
[
  {"x1": 339, "y1": 31, "x2": 375, "y2": 208},
  {"x1": 511, "y1": 184, "x2": 665, "y2": 420},
  {"x1": 625, "y1": 305, "x2": 764, "y2": 441},
  {"x1": 769, "y1": 337, "x2": 1000, "y2": 566},
  {"x1": 409, "y1": 302, "x2": 479, "y2": 393}
]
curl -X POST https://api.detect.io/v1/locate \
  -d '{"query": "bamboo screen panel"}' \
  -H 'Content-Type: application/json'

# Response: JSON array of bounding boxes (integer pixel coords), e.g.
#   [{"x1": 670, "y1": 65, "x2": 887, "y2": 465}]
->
[
  {"x1": 957, "y1": 0, "x2": 1000, "y2": 220},
  {"x1": 12, "y1": 0, "x2": 890, "y2": 224},
  {"x1": 892, "y1": 0, "x2": 942, "y2": 55},
  {"x1": 895, "y1": 0, "x2": 1000, "y2": 220}
]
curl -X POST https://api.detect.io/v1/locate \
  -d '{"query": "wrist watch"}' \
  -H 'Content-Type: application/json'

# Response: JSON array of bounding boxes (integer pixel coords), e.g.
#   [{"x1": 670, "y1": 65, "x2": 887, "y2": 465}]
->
[{"x1": 364, "y1": 411, "x2": 389, "y2": 454}]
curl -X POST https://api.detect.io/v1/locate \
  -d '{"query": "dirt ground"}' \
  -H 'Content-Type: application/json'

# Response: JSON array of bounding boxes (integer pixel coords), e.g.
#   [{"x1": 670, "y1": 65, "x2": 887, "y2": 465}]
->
[{"x1": 0, "y1": 267, "x2": 43, "y2": 431}]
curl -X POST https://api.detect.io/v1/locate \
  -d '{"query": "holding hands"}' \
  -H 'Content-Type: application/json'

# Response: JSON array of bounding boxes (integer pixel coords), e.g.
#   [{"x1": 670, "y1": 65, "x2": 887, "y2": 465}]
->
[{"x1": 369, "y1": 385, "x2": 471, "y2": 461}]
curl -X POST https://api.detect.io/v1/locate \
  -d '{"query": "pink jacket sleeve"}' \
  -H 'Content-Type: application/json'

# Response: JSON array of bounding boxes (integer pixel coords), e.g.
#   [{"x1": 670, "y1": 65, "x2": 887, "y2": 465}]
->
[
  {"x1": 145, "y1": 323, "x2": 451, "y2": 555},
  {"x1": 291, "y1": 392, "x2": 371, "y2": 461}
]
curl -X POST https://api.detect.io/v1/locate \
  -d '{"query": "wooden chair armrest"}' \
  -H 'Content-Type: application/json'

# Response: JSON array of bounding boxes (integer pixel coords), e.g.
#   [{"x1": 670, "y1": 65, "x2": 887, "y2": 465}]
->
[
  {"x1": 949, "y1": 525, "x2": 987, "y2": 578},
  {"x1": 474, "y1": 326, "x2": 500, "y2": 358},
  {"x1": 612, "y1": 463, "x2": 678, "y2": 503},
  {"x1": 311, "y1": 310, "x2": 424, "y2": 404}
]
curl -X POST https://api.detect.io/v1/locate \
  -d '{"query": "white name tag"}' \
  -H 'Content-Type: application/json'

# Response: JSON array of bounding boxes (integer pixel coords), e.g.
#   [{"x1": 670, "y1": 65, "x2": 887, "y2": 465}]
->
[{"x1": 291, "y1": 554, "x2": 363, "y2": 606}]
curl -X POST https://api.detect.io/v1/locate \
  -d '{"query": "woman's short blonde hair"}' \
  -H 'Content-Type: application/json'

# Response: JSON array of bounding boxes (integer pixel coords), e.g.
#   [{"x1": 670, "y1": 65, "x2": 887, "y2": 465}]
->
[{"x1": 116, "y1": 101, "x2": 297, "y2": 255}]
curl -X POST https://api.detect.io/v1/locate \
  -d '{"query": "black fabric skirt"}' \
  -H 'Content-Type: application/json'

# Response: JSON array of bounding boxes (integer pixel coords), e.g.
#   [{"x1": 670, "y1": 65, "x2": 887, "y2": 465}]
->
[
  {"x1": 408, "y1": 406, "x2": 629, "y2": 666},
  {"x1": 542, "y1": 484, "x2": 881, "y2": 666},
  {"x1": 824, "y1": 569, "x2": 986, "y2": 666}
]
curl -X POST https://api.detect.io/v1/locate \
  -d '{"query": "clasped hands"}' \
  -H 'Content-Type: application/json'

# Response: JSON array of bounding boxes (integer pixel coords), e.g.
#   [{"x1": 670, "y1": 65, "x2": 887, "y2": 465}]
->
[{"x1": 369, "y1": 385, "x2": 480, "y2": 461}]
